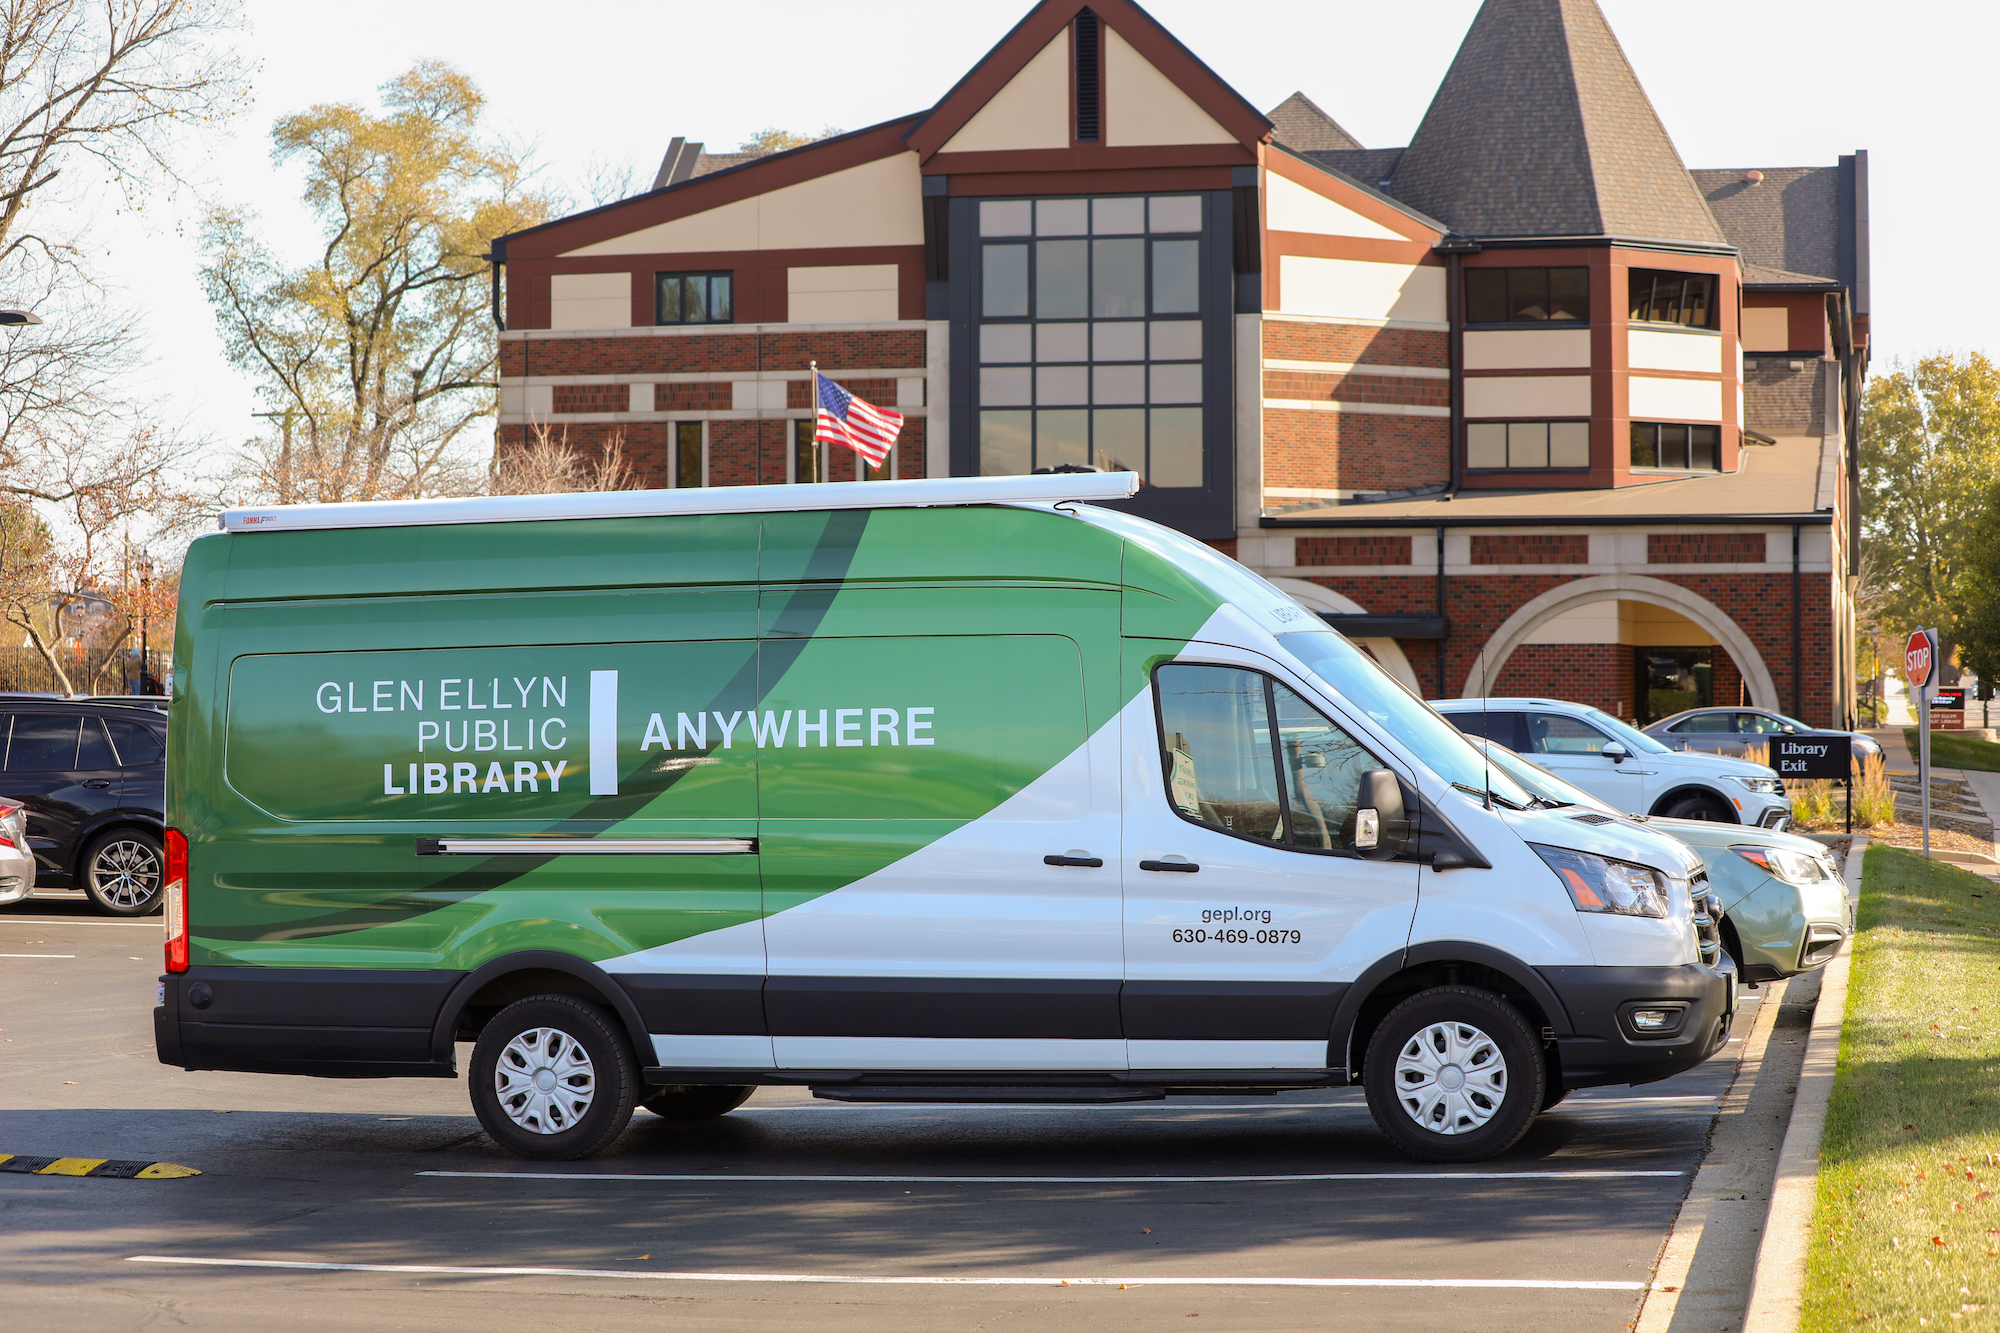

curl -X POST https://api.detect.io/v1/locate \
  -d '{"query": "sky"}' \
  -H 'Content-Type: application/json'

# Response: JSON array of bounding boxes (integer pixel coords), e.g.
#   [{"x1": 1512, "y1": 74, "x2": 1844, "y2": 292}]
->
[{"x1": 89, "y1": 0, "x2": 1997, "y2": 470}]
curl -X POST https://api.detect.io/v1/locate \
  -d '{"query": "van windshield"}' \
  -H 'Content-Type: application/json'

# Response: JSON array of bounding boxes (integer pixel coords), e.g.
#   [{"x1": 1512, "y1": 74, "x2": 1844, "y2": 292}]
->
[{"x1": 1275, "y1": 630, "x2": 1534, "y2": 809}]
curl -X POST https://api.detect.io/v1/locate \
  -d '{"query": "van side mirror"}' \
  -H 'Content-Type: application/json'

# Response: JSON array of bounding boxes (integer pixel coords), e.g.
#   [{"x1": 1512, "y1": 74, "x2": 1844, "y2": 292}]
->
[
  {"x1": 1601, "y1": 741, "x2": 1629, "y2": 763},
  {"x1": 1350, "y1": 769, "x2": 1411, "y2": 861}
]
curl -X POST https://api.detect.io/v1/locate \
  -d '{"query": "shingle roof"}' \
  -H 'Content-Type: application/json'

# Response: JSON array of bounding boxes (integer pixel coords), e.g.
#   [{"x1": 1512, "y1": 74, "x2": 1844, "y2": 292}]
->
[
  {"x1": 1691, "y1": 167, "x2": 1838, "y2": 281},
  {"x1": 1302, "y1": 148, "x2": 1406, "y2": 189},
  {"x1": 1388, "y1": 0, "x2": 1726, "y2": 244},
  {"x1": 1267, "y1": 93, "x2": 1364, "y2": 152},
  {"x1": 1741, "y1": 260, "x2": 1842, "y2": 289}
]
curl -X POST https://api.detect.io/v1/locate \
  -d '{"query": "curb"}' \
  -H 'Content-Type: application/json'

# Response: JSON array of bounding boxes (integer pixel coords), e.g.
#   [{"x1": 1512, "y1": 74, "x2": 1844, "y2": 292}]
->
[{"x1": 1739, "y1": 835, "x2": 1866, "y2": 1332}]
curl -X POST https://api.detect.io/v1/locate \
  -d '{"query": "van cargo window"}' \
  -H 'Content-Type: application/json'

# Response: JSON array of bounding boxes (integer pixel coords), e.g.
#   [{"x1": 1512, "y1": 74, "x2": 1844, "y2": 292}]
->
[{"x1": 1154, "y1": 665, "x2": 1282, "y2": 842}]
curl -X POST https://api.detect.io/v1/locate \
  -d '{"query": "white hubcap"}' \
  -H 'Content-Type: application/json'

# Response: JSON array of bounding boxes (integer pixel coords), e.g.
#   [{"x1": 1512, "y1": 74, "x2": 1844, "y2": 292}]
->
[
  {"x1": 494, "y1": 1027, "x2": 596, "y2": 1134},
  {"x1": 1394, "y1": 1020, "x2": 1508, "y2": 1135}
]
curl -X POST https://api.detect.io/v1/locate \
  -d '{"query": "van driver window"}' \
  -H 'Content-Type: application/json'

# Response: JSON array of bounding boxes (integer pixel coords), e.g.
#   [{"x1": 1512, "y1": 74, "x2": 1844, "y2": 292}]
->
[
  {"x1": 1524, "y1": 712, "x2": 1614, "y2": 756},
  {"x1": 1156, "y1": 665, "x2": 1281, "y2": 841},
  {"x1": 1272, "y1": 682, "x2": 1382, "y2": 852},
  {"x1": 1155, "y1": 665, "x2": 1385, "y2": 853}
]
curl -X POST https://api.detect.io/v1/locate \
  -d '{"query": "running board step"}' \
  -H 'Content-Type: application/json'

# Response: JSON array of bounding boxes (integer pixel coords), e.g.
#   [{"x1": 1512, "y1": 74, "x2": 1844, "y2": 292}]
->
[{"x1": 809, "y1": 1085, "x2": 1166, "y2": 1104}]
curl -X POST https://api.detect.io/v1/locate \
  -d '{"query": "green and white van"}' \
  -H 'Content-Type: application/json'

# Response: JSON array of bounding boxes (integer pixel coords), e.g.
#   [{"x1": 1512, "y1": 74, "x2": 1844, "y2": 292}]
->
[{"x1": 155, "y1": 473, "x2": 1732, "y2": 1162}]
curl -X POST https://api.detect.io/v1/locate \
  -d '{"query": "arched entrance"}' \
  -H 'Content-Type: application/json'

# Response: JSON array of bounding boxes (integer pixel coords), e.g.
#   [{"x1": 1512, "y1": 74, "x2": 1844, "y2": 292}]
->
[
  {"x1": 1462, "y1": 575, "x2": 1778, "y2": 713},
  {"x1": 1267, "y1": 577, "x2": 1424, "y2": 696}
]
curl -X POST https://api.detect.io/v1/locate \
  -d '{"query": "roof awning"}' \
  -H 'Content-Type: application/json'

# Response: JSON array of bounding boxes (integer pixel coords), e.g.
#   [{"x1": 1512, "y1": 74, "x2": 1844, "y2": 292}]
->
[{"x1": 1319, "y1": 613, "x2": 1449, "y2": 640}]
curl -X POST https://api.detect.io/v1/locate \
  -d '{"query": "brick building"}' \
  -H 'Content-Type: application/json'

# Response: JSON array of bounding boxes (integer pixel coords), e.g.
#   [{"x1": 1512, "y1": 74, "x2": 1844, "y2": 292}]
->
[{"x1": 493, "y1": 0, "x2": 1869, "y2": 727}]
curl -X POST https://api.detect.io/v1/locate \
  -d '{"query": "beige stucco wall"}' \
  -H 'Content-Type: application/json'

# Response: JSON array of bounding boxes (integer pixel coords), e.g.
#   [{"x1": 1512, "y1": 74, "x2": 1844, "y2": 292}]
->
[
  {"x1": 549, "y1": 273, "x2": 632, "y2": 330},
  {"x1": 1263, "y1": 173, "x2": 1405, "y2": 241},
  {"x1": 563, "y1": 153, "x2": 924, "y2": 257},
  {"x1": 1463, "y1": 329, "x2": 1591, "y2": 370},
  {"x1": 1103, "y1": 26, "x2": 1234, "y2": 147},
  {"x1": 941, "y1": 32, "x2": 1070, "y2": 153},
  {"x1": 1464, "y1": 374, "x2": 1592, "y2": 418},
  {"x1": 1275, "y1": 255, "x2": 1445, "y2": 324},
  {"x1": 1629, "y1": 327, "x2": 1725, "y2": 374},
  {"x1": 787, "y1": 264, "x2": 900, "y2": 323},
  {"x1": 1629, "y1": 374, "x2": 1724, "y2": 423}
]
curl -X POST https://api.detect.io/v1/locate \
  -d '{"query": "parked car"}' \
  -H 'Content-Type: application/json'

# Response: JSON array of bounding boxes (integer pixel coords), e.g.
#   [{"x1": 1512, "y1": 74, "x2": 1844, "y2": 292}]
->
[
  {"x1": 0, "y1": 698, "x2": 166, "y2": 914},
  {"x1": 0, "y1": 800, "x2": 36, "y2": 907},
  {"x1": 1643, "y1": 706, "x2": 1884, "y2": 766},
  {"x1": 1464, "y1": 737, "x2": 1849, "y2": 983},
  {"x1": 1434, "y1": 697, "x2": 1789, "y2": 828}
]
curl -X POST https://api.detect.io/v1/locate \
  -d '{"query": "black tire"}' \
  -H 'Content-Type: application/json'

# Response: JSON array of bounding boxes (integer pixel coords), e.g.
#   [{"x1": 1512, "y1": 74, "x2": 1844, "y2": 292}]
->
[
  {"x1": 81, "y1": 829, "x2": 164, "y2": 916},
  {"x1": 641, "y1": 1085, "x2": 755, "y2": 1121},
  {"x1": 1656, "y1": 791, "x2": 1734, "y2": 822},
  {"x1": 1362, "y1": 985, "x2": 1545, "y2": 1163},
  {"x1": 469, "y1": 995, "x2": 639, "y2": 1160}
]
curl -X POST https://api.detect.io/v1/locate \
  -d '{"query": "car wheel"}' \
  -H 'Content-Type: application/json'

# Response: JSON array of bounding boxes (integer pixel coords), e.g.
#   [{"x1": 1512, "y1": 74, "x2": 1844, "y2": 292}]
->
[
  {"x1": 469, "y1": 995, "x2": 639, "y2": 1160},
  {"x1": 82, "y1": 830, "x2": 165, "y2": 915},
  {"x1": 1363, "y1": 985, "x2": 1544, "y2": 1163},
  {"x1": 641, "y1": 1085, "x2": 755, "y2": 1120},
  {"x1": 1657, "y1": 792, "x2": 1734, "y2": 822}
]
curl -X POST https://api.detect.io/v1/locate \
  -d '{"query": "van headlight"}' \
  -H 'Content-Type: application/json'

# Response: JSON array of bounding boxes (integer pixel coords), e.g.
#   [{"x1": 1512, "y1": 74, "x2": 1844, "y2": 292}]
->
[
  {"x1": 1531, "y1": 844, "x2": 1669, "y2": 918},
  {"x1": 1733, "y1": 776, "x2": 1784, "y2": 795},
  {"x1": 1731, "y1": 845, "x2": 1829, "y2": 886}
]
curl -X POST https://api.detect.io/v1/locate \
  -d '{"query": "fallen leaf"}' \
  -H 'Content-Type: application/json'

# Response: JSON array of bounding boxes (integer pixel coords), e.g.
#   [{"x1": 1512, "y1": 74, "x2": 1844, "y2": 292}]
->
[
  {"x1": 1060, "y1": 1280, "x2": 1069, "y2": 1287},
  {"x1": 1978, "y1": 1192, "x2": 1991, "y2": 1203},
  {"x1": 624, "y1": 1255, "x2": 650, "y2": 1261},
  {"x1": 1142, "y1": 1228, "x2": 1152, "y2": 1235},
  {"x1": 1934, "y1": 1236, "x2": 1949, "y2": 1247},
  {"x1": 62, "y1": 1080, "x2": 75, "y2": 1085}
]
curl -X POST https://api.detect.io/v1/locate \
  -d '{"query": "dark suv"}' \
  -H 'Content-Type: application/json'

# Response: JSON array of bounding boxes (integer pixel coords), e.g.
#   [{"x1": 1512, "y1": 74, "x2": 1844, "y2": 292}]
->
[{"x1": 0, "y1": 697, "x2": 166, "y2": 915}]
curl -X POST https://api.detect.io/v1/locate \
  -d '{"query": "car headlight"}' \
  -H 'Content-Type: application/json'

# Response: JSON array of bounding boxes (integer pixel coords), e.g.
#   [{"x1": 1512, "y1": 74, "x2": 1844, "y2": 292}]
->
[
  {"x1": 1733, "y1": 776, "x2": 1784, "y2": 795},
  {"x1": 1531, "y1": 844, "x2": 1670, "y2": 918},
  {"x1": 1731, "y1": 845, "x2": 1830, "y2": 886}
]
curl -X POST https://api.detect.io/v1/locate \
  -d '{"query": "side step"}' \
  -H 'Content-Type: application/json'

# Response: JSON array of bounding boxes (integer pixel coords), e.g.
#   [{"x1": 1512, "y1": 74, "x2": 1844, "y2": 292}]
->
[{"x1": 810, "y1": 1085, "x2": 1166, "y2": 1105}]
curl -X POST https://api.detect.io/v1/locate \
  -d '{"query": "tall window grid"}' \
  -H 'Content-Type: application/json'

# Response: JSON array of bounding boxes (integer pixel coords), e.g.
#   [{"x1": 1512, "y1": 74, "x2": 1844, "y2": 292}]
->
[
  {"x1": 668, "y1": 421, "x2": 706, "y2": 488},
  {"x1": 656, "y1": 272, "x2": 733, "y2": 325},
  {"x1": 1627, "y1": 269, "x2": 1714, "y2": 328},
  {"x1": 1467, "y1": 420, "x2": 1590, "y2": 470},
  {"x1": 1630, "y1": 422, "x2": 1720, "y2": 471},
  {"x1": 976, "y1": 194, "x2": 1204, "y2": 487},
  {"x1": 1464, "y1": 267, "x2": 1589, "y2": 324}
]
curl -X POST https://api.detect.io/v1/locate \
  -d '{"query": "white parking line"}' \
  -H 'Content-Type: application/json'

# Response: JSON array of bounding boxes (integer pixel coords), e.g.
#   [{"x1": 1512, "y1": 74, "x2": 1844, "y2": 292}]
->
[
  {"x1": 418, "y1": 1169, "x2": 1684, "y2": 1184},
  {"x1": 126, "y1": 1256, "x2": 1646, "y2": 1290},
  {"x1": 0, "y1": 953, "x2": 74, "y2": 958},
  {"x1": 1, "y1": 918, "x2": 161, "y2": 927}
]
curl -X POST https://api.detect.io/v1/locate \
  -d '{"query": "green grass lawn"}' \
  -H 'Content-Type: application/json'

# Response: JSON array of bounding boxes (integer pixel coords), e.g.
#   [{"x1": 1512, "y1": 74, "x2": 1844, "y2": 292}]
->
[
  {"x1": 1803, "y1": 845, "x2": 2000, "y2": 1329},
  {"x1": 1904, "y1": 727, "x2": 2000, "y2": 774}
]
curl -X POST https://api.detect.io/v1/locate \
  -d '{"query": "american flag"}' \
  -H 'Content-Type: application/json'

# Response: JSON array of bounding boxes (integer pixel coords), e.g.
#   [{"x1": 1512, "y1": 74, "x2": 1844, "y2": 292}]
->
[{"x1": 815, "y1": 372, "x2": 902, "y2": 467}]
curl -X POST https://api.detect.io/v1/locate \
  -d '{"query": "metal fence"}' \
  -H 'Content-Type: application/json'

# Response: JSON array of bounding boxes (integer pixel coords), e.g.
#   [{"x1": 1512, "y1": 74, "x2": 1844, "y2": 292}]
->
[{"x1": 0, "y1": 646, "x2": 166, "y2": 696}]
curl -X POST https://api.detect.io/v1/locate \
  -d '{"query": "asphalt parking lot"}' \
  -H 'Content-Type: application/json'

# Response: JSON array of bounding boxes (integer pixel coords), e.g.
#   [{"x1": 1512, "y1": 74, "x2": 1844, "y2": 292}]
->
[{"x1": 1, "y1": 895, "x2": 1769, "y2": 1332}]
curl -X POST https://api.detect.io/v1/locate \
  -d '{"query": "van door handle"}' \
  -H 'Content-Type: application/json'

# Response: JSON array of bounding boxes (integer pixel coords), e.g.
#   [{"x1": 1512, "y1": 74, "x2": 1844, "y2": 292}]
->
[
  {"x1": 82, "y1": 779, "x2": 112, "y2": 789},
  {"x1": 1043, "y1": 854, "x2": 1103, "y2": 868},
  {"x1": 1139, "y1": 860, "x2": 1200, "y2": 873}
]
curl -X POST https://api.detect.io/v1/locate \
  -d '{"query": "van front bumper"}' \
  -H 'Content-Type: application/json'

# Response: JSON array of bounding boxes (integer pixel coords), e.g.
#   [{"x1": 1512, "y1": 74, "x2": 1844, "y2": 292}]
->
[{"x1": 1540, "y1": 963, "x2": 1733, "y2": 1090}]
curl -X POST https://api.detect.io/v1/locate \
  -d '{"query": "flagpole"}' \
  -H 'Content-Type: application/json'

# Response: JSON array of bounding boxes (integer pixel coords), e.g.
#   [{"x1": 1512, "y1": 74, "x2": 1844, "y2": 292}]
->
[{"x1": 806, "y1": 360, "x2": 818, "y2": 484}]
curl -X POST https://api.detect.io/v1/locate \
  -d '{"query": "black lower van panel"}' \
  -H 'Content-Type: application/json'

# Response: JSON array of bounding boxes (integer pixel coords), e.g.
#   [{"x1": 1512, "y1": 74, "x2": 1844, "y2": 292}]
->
[
  {"x1": 158, "y1": 967, "x2": 460, "y2": 1078},
  {"x1": 764, "y1": 976, "x2": 1123, "y2": 1039},
  {"x1": 1121, "y1": 980, "x2": 1347, "y2": 1040},
  {"x1": 1540, "y1": 963, "x2": 1731, "y2": 1089}
]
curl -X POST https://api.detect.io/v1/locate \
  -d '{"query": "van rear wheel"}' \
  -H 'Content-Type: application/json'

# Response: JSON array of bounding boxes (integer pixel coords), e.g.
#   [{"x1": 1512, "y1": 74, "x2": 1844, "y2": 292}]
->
[
  {"x1": 469, "y1": 995, "x2": 639, "y2": 1160},
  {"x1": 641, "y1": 1085, "x2": 755, "y2": 1120},
  {"x1": 1362, "y1": 985, "x2": 1544, "y2": 1163}
]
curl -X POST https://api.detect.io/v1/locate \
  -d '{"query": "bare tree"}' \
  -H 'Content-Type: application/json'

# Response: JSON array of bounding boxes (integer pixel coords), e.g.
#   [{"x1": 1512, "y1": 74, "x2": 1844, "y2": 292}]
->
[{"x1": 490, "y1": 419, "x2": 637, "y2": 495}]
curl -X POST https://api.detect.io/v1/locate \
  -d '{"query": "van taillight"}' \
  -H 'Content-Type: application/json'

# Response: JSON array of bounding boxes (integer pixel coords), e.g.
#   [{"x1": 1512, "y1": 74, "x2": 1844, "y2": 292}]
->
[{"x1": 164, "y1": 828, "x2": 188, "y2": 974}]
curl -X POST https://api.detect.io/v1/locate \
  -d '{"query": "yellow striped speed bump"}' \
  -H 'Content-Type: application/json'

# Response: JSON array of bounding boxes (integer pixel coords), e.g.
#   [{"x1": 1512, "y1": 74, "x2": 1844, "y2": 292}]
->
[{"x1": 0, "y1": 1153, "x2": 198, "y2": 1179}]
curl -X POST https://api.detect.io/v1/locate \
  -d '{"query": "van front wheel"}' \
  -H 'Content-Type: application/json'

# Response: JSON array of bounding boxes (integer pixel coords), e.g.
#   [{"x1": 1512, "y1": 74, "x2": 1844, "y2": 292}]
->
[
  {"x1": 1362, "y1": 986, "x2": 1544, "y2": 1163},
  {"x1": 469, "y1": 995, "x2": 639, "y2": 1160}
]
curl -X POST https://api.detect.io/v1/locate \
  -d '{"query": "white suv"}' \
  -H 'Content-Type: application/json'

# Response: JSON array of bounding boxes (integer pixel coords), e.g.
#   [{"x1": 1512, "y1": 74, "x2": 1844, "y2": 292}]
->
[{"x1": 1433, "y1": 698, "x2": 1789, "y2": 829}]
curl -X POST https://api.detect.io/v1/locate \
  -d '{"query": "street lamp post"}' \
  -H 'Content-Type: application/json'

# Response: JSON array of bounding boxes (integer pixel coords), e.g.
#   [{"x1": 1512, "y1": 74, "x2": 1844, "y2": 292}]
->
[{"x1": 137, "y1": 555, "x2": 154, "y2": 695}]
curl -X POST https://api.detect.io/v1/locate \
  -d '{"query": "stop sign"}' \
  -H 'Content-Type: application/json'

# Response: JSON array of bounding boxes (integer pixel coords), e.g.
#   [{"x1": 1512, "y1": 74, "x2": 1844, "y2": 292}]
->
[{"x1": 1906, "y1": 629, "x2": 1936, "y2": 690}]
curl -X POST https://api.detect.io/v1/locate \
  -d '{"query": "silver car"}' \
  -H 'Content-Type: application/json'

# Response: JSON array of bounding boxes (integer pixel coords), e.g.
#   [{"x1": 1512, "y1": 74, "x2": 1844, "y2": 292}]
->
[
  {"x1": 0, "y1": 801, "x2": 36, "y2": 906},
  {"x1": 1644, "y1": 707, "x2": 1884, "y2": 766}
]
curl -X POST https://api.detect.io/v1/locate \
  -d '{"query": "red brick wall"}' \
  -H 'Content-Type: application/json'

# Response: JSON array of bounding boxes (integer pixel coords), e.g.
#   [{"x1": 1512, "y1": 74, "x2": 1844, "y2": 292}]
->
[
  {"x1": 550, "y1": 383, "x2": 629, "y2": 415},
  {"x1": 1204, "y1": 538, "x2": 1238, "y2": 559},
  {"x1": 1470, "y1": 535, "x2": 1586, "y2": 565},
  {"x1": 1647, "y1": 533, "x2": 1765, "y2": 564},
  {"x1": 1263, "y1": 410, "x2": 1448, "y2": 493},
  {"x1": 788, "y1": 377, "x2": 898, "y2": 409},
  {"x1": 1262, "y1": 369, "x2": 1449, "y2": 410},
  {"x1": 1713, "y1": 646, "x2": 1744, "y2": 708},
  {"x1": 1296, "y1": 535, "x2": 1412, "y2": 567},
  {"x1": 1261, "y1": 322, "x2": 1447, "y2": 368},
  {"x1": 656, "y1": 381, "x2": 734, "y2": 411},
  {"x1": 1490, "y1": 644, "x2": 1632, "y2": 718},
  {"x1": 514, "y1": 328, "x2": 924, "y2": 377}
]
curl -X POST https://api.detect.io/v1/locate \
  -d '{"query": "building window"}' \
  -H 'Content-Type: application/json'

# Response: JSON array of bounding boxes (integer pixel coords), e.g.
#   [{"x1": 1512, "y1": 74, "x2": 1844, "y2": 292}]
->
[
  {"x1": 975, "y1": 194, "x2": 1204, "y2": 487},
  {"x1": 1467, "y1": 420, "x2": 1590, "y2": 470},
  {"x1": 670, "y1": 421, "x2": 704, "y2": 488},
  {"x1": 1630, "y1": 422, "x2": 1720, "y2": 471},
  {"x1": 1628, "y1": 269, "x2": 1714, "y2": 328},
  {"x1": 1464, "y1": 267, "x2": 1588, "y2": 324},
  {"x1": 656, "y1": 272, "x2": 733, "y2": 325},
  {"x1": 794, "y1": 419, "x2": 892, "y2": 483}
]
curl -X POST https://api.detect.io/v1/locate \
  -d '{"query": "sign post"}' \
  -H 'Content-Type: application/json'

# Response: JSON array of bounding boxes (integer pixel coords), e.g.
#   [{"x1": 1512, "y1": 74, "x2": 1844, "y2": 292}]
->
[{"x1": 1906, "y1": 628, "x2": 1937, "y2": 857}]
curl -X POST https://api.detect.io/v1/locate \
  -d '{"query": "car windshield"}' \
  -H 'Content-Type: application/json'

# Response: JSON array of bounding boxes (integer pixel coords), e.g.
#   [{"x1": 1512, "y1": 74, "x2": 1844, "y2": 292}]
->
[
  {"x1": 1584, "y1": 707, "x2": 1673, "y2": 755},
  {"x1": 1275, "y1": 630, "x2": 1536, "y2": 809},
  {"x1": 1467, "y1": 738, "x2": 1618, "y2": 813}
]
